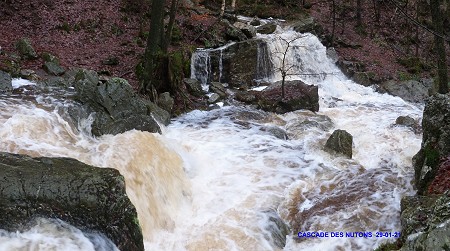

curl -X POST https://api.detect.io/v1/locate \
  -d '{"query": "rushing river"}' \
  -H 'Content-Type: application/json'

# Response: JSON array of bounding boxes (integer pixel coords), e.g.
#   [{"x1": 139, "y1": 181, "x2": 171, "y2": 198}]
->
[{"x1": 0, "y1": 26, "x2": 423, "y2": 251}]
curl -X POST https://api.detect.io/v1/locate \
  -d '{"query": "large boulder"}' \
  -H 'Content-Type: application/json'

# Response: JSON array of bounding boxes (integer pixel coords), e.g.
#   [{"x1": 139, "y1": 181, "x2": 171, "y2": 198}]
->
[
  {"x1": 292, "y1": 16, "x2": 321, "y2": 34},
  {"x1": 380, "y1": 79, "x2": 433, "y2": 103},
  {"x1": 324, "y1": 129, "x2": 353, "y2": 158},
  {"x1": 399, "y1": 193, "x2": 450, "y2": 251},
  {"x1": 257, "y1": 23, "x2": 277, "y2": 34},
  {"x1": 73, "y1": 69, "x2": 169, "y2": 136},
  {"x1": 255, "y1": 80, "x2": 319, "y2": 113},
  {"x1": 234, "y1": 22, "x2": 257, "y2": 38},
  {"x1": 0, "y1": 70, "x2": 13, "y2": 92},
  {"x1": 412, "y1": 94, "x2": 450, "y2": 195},
  {"x1": 222, "y1": 19, "x2": 247, "y2": 42},
  {"x1": 0, "y1": 152, "x2": 144, "y2": 251}
]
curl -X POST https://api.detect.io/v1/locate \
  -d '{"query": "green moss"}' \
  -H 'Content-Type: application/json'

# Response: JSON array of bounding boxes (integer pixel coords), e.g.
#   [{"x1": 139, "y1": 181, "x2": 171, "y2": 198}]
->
[
  {"x1": 424, "y1": 144, "x2": 440, "y2": 169},
  {"x1": 398, "y1": 71, "x2": 419, "y2": 81}
]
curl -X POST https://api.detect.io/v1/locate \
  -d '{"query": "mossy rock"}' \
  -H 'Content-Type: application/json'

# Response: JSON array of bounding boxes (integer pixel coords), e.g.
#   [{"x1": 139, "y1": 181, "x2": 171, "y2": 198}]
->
[
  {"x1": 0, "y1": 152, "x2": 144, "y2": 251},
  {"x1": 15, "y1": 38, "x2": 38, "y2": 60}
]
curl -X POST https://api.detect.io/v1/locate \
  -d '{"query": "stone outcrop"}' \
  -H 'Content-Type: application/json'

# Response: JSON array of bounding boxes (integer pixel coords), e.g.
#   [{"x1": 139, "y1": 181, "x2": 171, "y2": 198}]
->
[
  {"x1": 234, "y1": 21, "x2": 257, "y2": 38},
  {"x1": 324, "y1": 129, "x2": 353, "y2": 158},
  {"x1": 380, "y1": 79, "x2": 433, "y2": 103},
  {"x1": 0, "y1": 70, "x2": 13, "y2": 92},
  {"x1": 398, "y1": 94, "x2": 450, "y2": 251},
  {"x1": 184, "y1": 78, "x2": 205, "y2": 97},
  {"x1": 255, "y1": 80, "x2": 319, "y2": 113},
  {"x1": 412, "y1": 94, "x2": 450, "y2": 195},
  {"x1": 73, "y1": 69, "x2": 169, "y2": 136},
  {"x1": 0, "y1": 152, "x2": 144, "y2": 251},
  {"x1": 399, "y1": 193, "x2": 450, "y2": 251},
  {"x1": 257, "y1": 23, "x2": 277, "y2": 34}
]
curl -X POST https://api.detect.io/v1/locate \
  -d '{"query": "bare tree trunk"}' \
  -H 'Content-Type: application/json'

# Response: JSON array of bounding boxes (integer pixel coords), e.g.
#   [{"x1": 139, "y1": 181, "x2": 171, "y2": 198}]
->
[
  {"x1": 231, "y1": 0, "x2": 236, "y2": 11},
  {"x1": 141, "y1": 0, "x2": 165, "y2": 93},
  {"x1": 164, "y1": 0, "x2": 180, "y2": 52},
  {"x1": 430, "y1": 0, "x2": 449, "y2": 94},
  {"x1": 220, "y1": 0, "x2": 226, "y2": 16},
  {"x1": 356, "y1": 0, "x2": 363, "y2": 27}
]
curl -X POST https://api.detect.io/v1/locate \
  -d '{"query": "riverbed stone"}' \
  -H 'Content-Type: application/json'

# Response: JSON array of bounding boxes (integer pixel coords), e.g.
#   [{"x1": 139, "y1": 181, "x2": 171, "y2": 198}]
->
[
  {"x1": 324, "y1": 129, "x2": 353, "y2": 158},
  {"x1": 234, "y1": 22, "x2": 257, "y2": 38},
  {"x1": 72, "y1": 69, "x2": 167, "y2": 136},
  {"x1": 0, "y1": 70, "x2": 13, "y2": 92},
  {"x1": 256, "y1": 80, "x2": 319, "y2": 113},
  {"x1": 43, "y1": 61, "x2": 66, "y2": 76},
  {"x1": 257, "y1": 23, "x2": 277, "y2": 34},
  {"x1": 184, "y1": 78, "x2": 205, "y2": 97},
  {"x1": 381, "y1": 79, "x2": 433, "y2": 103},
  {"x1": 0, "y1": 152, "x2": 144, "y2": 251}
]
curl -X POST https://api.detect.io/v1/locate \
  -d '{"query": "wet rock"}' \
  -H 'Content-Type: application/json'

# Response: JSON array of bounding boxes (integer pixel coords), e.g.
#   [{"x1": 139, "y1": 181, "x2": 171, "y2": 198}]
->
[
  {"x1": 336, "y1": 60, "x2": 365, "y2": 78},
  {"x1": 256, "y1": 80, "x2": 319, "y2": 113},
  {"x1": 234, "y1": 22, "x2": 257, "y2": 38},
  {"x1": 0, "y1": 70, "x2": 13, "y2": 92},
  {"x1": 210, "y1": 82, "x2": 228, "y2": 98},
  {"x1": 43, "y1": 61, "x2": 66, "y2": 76},
  {"x1": 257, "y1": 23, "x2": 277, "y2": 34},
  {"x1": 326, "y1": 47, "x2": 338, "y2": 63},
  {"x1": 0, "y1": 152, "x2": 144, "y2": 251},
  {"x1": 15, "y1": 38, "x2": 38, "y2": 59},
  {"x1": 324, "y1": 129, "x2": 353, "y2": 158},
  {"x1": 413, "y1": 94, "x2": 450, "y2": 195},
  {"x1": 222, "y1": 19, "x2": 247, "y2": 42},
  {"x1": 250, "y1": 19, "x2": 261, "y2": 26},
  {"x1": 208, "y1": 93, "x2": 221, "y2": 103},
  {"x1": 395, "y1": 115, "x2": 417, "y2": 129},
  {"x1": 184, "y1": 78, "x2": 205, "y2": 97},
  {"x1": 380, "y1": 79, "x2": 433, "y2": 103},
  {"x1": 399, "y1": 193, "x2": 450, "y2": 251},
  {"x1": 19, "y1": 69, "x2": 40, "y2": 82},
  {"x1": 235, "y1": 90, "x2": 257, "y2": 103},
  {"x1": 261, "y1": 126, "x2": 288, "y2": 140},
  {"x1": 264, "y1": 210, "x2": 289, "y2": 249},
  {"x1": 292, "y1": 16, "x2": 320, "y2": 34},
  {"x1": 73, "y1": 69, "x2": 167, "y2": 136},
  {"x1": 157, "y1": 92, "x2": 174, "y2": 113}
]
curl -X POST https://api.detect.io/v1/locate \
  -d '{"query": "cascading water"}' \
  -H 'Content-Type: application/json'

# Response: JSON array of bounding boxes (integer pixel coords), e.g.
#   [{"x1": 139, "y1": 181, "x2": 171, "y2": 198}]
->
[
  {"x1": 0, "y1": 26, "x2": 423, "y2": 251},
  {"x1": 190, "y1": 49, "x2": 211, "y2": 88}
]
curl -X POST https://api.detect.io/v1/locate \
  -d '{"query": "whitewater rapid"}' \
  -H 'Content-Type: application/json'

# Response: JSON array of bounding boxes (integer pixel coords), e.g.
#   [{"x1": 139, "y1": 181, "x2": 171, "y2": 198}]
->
[{"x1": 0, "y1": 28, "x2": 423, "y2": 251}]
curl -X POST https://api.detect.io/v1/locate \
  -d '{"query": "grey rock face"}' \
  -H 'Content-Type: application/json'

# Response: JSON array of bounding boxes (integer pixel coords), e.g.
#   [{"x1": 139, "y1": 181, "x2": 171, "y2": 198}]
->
[
  {"x1": 72, "y1": 69, "x2": 168, "y2": 136},
  {"x1": 400, "y1": 194, "x2": 450, "y2": 251},
  {"x1": 324, "y1": 129, "x2": 353, "y2": 158},
  {"x1": 0, "y1": 70, "x2": 13, "y2": 92},
  {"x1": 0, "y1": 152, "x2": 144, "y2": 251},
  {"x1": 413, "y1": 94, "x2": 450, "y2": 195}
]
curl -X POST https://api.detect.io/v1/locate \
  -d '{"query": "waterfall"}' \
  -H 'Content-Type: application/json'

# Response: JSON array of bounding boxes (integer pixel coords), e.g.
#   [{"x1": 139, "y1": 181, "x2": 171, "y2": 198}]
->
[
  {"x1": 190, "y1": 49, "x2": 211, "y2": 88},
  {"x1": 256, "y1": 41, "x2": 273, "y2": 82},
  {"x1": 0, "y1": 28, "x2": 424, "y2": 251}
]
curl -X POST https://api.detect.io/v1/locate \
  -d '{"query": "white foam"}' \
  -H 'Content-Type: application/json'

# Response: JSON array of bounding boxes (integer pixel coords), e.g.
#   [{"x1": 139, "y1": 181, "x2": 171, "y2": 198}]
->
[{"x1": 11, "y1": 78, "x2": 36, "y2": 89}]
